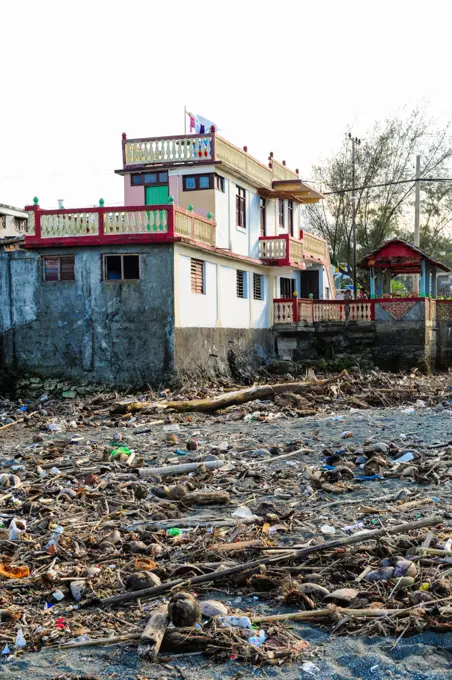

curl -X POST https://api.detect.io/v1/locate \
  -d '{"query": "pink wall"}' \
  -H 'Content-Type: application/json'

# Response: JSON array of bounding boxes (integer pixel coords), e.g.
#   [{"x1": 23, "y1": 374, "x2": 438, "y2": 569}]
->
[{"x1": 124, "y1": 174, "x2": 145, "y2": 206}]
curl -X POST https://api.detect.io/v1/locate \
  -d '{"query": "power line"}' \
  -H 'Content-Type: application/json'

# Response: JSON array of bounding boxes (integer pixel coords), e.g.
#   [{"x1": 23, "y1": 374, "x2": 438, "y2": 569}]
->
[{"x1": 322, "y1": 177, "x2": 452, "y2": 196}]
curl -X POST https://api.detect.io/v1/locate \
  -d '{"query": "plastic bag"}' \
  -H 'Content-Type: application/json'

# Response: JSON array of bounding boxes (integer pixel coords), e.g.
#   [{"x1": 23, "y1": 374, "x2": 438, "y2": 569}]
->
[{"x1": 8, "y1": 518, "x2": 26, "y2": 541}]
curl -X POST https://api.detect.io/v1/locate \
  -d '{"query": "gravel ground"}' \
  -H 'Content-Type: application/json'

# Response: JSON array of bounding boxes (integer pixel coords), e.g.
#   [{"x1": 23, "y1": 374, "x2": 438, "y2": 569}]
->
[{"x1": 2, "y1": 401, "x2": 452, "y2": 679}]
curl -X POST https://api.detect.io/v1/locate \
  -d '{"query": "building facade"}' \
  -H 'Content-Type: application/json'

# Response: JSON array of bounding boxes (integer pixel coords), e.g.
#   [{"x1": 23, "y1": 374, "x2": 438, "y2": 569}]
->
[
  {"x1": 1, "y1": 128, "x2": 333, "y2": 385},
  {"x1": 0, "y1": 204, "x2": 28, "y2": 238}
]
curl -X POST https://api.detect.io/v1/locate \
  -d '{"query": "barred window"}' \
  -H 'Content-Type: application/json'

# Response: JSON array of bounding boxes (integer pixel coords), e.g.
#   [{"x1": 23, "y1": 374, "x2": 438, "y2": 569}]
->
[
  {"x1": 237, "y1": 270, "x2": 247, "y2": 298},
  {"x1": 191, "y1": 258, "x2": 205, "y2": 294},
  {"x1": 43, "y1": 256, "x2": 75, "y2": 282},
  {"x1": 253, "y1": 273, "x2": 263, "y2": 300}
]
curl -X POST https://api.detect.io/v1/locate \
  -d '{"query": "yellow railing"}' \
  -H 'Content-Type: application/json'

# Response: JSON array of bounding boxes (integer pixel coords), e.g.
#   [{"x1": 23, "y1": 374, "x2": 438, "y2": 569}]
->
[
  {"x1": 271, "y1": 159, "x2": 298, "y2": 182},
  {"x1": 175, "y1": 210, "x2": 216, "y2": 246},
  {"x1": 40, "y1": 212, "x2": 99, "y2": 238},
  {"x1": 289, "y1": 238, "x2": 303, "y2": 265},
  {"x1": 303, "y1": 232, "x2": 328, "y2": 259},
  {"x1": 215, "y1": 136, "x2": 273, "y2": 188},
  {"x1": 259, "y1": 237, "x2": 287, "y2": 260},
  {"x1": 125, "y1": 134, "x2": 214, "y2": 165},
  {"x1": 104, "y1": 209, "x2": 168, "y2": 234}
]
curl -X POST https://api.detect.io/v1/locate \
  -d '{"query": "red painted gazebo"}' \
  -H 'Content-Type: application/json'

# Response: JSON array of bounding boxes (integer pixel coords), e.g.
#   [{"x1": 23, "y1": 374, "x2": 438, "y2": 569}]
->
[{"x1": 358, "y1": 238, "x2": 449, "y2": 299}]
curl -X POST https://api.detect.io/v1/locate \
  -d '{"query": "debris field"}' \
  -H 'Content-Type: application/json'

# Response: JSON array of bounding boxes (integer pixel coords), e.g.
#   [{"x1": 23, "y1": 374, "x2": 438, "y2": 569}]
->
[{"x1": 1, "y1": 369, "x2": 452, "y2": 674}]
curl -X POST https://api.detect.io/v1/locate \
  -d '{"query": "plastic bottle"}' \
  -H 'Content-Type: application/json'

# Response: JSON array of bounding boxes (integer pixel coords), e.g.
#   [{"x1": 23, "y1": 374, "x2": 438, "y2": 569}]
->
[{"x1": 46, "y1": 525, "x2": 64, "y2": 548}]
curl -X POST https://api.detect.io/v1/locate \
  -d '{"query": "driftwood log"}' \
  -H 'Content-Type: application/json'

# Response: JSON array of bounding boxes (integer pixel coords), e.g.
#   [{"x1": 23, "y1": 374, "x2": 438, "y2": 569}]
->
[
  {"x1": 183, "y1": 491, "x2": 230, "y2": 505},
  {"x1": 95, "y1": 515, "x2": 441, "y2": 608},
  {"x1": 137, "y1": 611, "x2": 169, "y2": 660},
  {"x1": 139, "y1": 459, "x2": 225, "y2": 478},
  {"x1": 113, "y1": 379, "x2": 333, "y2": 415}
]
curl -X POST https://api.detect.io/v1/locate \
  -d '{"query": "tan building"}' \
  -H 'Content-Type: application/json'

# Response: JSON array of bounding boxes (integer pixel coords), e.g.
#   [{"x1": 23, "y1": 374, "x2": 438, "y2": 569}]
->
[{"x1": 0, "y1": 204, "x2": 28, "y2": 238}]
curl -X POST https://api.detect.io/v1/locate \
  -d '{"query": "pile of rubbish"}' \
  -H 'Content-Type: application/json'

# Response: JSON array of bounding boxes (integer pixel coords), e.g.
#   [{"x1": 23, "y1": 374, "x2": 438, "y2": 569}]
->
[{"x1": 1, "y1": 370, "x2": 452, "y2": 668}]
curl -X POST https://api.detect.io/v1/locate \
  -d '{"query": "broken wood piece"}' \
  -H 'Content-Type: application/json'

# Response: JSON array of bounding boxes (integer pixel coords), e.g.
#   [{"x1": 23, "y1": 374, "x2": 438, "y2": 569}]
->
[
  {"x1": 0, "y1": 417, "x2": 25, "y2": 432},
  {"x1": 246, "y1": 447, "x2": 312, "y2": 466},
  {"x1": 183, "y1": 491, "x2": 230, "y2": 505},
  {"x1": 97, "y1": 515, "x2": 441, "y2": 608},
  {"x1": 390, "y1": 498, "x2": 434, "y2": 512},
  {"x1": 113, "y1": 379, "x2": 334, "y2": 415},
  {"x1": 139, "y1": 459, "x2": 225, "y2": 478},
  {"x1": 210, "y1": 539, "x2": 266, "y2": 553},
  {"x1": 251, "y1": 605, "x2": 415, "y2": 624},
  {"x1": 57, "y1": 629, "x2": 211, "y2": 653},
  {"x1": 138, "y1": 611, "x2": 169, "y2": 660}
]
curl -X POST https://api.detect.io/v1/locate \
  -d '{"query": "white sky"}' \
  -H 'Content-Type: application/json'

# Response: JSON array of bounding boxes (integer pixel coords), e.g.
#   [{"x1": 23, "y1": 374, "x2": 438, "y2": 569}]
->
[{"x1": 1, "y1": 0, "x2": 451, "y2": 209}]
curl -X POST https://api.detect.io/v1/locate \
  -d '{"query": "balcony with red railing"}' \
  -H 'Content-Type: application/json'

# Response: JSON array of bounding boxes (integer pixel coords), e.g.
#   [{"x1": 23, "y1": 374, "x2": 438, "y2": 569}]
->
[
  {"x1": 259, "y1": 231, "x2": 329, "y2": 269},
  {"x1": 273, "y1": 298, "x2": 375, "y2": 325},
  {"x1": 23, "y1": 199, "x2": 216, "y2": 249}
]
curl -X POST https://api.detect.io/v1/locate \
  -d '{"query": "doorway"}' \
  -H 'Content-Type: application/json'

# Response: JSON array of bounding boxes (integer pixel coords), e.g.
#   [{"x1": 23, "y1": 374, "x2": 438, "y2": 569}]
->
[
  {"x1": 300, "y1": 270, "x2": 320, "y2": 299},
  {"x1": 145, "y1": 185, "x2": 170, "y2": 205}
]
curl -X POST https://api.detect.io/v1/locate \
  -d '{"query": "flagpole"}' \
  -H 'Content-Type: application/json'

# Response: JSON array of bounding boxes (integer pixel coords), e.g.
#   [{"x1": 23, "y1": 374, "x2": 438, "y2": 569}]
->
[{"x1": 184, "y1": 105, "x2": 187, "y2": 134}]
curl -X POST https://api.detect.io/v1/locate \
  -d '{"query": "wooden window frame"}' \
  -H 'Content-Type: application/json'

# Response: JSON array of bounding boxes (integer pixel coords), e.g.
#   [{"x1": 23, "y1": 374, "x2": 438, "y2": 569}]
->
[
  {"x1": 215, "y1": 174, "x2": 225, "y2": 192},
  {"x1": 42, "y1": 255, "x2": 75, "y2": 282},
  {"x1": 131, "y1": 172, "x2": 168, "y2": 187},
  {"x1": 280, "y1": 277, "x2": 295, "y2": 298},
  {"x1": 102, "y1": 254, "x2": 141, "y2": 282},
  {"x1": 236, "y1": 186, "x2": 246, "y2": 229},
  {"x1": 183, "y1": 174, "x2": 214, "y2": 191},
  {"x1": 259, "y1": 197, "x2": 266, "y2": 237},
  {"x1": 288, "y1": 200, "x2": 294, "y2": 236},
  {"x1": 278, "y1": 199, "x2": 285, "y2": 230},
  {"x1": 236, "y1": 269, "x2": 247, "y2": 298},
  {"x1": 191, "y1": 258, "x2": 205, "y2": 294},
  {"x1": 253, "y1": 273, "x2": 263, "y2": 300}
]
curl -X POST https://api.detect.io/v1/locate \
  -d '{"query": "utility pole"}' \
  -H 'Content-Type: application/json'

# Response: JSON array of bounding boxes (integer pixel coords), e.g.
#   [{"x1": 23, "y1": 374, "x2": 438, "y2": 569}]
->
[
  {"x1": 349, "y1": 133, "x2": 361, "y2": 299},
  {"x1": 413, "y1": 154, "x2": 421, "y2": 295},
  {"x1": 414, "y1": 154, "x2": 421, "y2": 246}
]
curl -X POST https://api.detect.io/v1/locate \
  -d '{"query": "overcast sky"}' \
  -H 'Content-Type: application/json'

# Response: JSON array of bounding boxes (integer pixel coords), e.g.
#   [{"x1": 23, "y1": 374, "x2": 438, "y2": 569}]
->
[{"x1": 1, "y1": 0, "x2": 451, "y2": 209}]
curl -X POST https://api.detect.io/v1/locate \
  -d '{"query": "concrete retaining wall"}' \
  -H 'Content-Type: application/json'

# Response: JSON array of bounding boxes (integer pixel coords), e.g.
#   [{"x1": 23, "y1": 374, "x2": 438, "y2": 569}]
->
[
  {"x1": 1, "y1": 245, "x2": 175, "y2": 386},
  {"x1": 174, "y1": 327, "x2": 274, "y2": 380}
]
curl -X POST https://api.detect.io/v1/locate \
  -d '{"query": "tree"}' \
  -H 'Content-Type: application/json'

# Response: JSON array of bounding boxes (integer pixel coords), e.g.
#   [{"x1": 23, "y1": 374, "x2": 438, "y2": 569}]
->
[{"x1": 304, "y1": 107, "x2": 452, "y2": 274}]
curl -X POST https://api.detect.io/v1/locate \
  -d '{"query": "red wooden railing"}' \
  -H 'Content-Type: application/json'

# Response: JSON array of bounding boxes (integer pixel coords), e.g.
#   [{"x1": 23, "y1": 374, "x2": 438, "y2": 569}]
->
[{"x1": 23, "y1": 203, "x2": 216, "y2": 249}]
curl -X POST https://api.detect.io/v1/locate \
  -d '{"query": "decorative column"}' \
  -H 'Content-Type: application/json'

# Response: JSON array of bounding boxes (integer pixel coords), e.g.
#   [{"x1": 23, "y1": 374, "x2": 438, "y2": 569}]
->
[
  {"x1": 370, "y1": 266, "x2": 376, "y2": 299},
  {"x1": 420, "y1": 259, "x2": 426, "y2": 298},
  {"x1": 376, "y1": 270, "x2": 384, "y2": 297},
  {"x1": 431, "y1": 268, "x2": 438, "y2": 299}
]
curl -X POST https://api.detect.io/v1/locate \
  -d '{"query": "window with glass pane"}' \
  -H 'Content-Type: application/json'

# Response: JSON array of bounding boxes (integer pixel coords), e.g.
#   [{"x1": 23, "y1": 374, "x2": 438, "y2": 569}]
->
[
  {"x1": 236, "y1": 186, "x2": 246, "y2": 228},
  {"x1": 279, "y1": 199, "x2": 285, "y2": 229},
  {"x1": 158, "y1": 172, "x2": 168, "y2": 183},
  {"x1": 144, "y1": 173, "x2": 157, "y2": 184},
  {"x1": 259, "y1": 198, "x2": 266, "y2": 236},
  {"x1": 199, "y1": 175, "x2": 210, "y2": 189},
  {"x1": 104, "y1": 254, "x2": 140, "y2": 281},
  {"x1": 131, "y1": 175, "x2": 142, "y2": 186},
  {"x1": 184, "y1": 177, "x2": 196, "y2": 190}
]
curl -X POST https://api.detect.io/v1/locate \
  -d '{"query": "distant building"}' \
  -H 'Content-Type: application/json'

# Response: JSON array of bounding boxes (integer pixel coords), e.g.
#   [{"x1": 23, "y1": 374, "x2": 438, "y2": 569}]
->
[{"x1": 0, "y1": 204, "x2": 28, "y2": 238}]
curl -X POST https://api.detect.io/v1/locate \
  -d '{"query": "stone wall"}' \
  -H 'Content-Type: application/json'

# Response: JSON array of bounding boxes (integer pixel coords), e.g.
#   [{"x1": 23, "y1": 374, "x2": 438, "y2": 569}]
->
[
  {"x1": 1, "y1": 244, "x2": 175, "y2": 386},
  {"x1": 274, "y1": 300, "x2": 437, "y2": 372}
]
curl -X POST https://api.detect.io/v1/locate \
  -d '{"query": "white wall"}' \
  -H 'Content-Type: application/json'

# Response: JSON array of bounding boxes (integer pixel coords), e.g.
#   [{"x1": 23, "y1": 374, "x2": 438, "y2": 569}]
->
[
  {"x1": 175, "y1": 245, "x2": 272, "y2": 329},
  {"x1": 177, "y1": 254, "x2": 217, "y2": 327},
  {"x1": 214, "y1": 173, "x2": 229, "y2": 249},
  {"x1": 219, "y1": 265, "x2": 249, "y2": 328}
]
